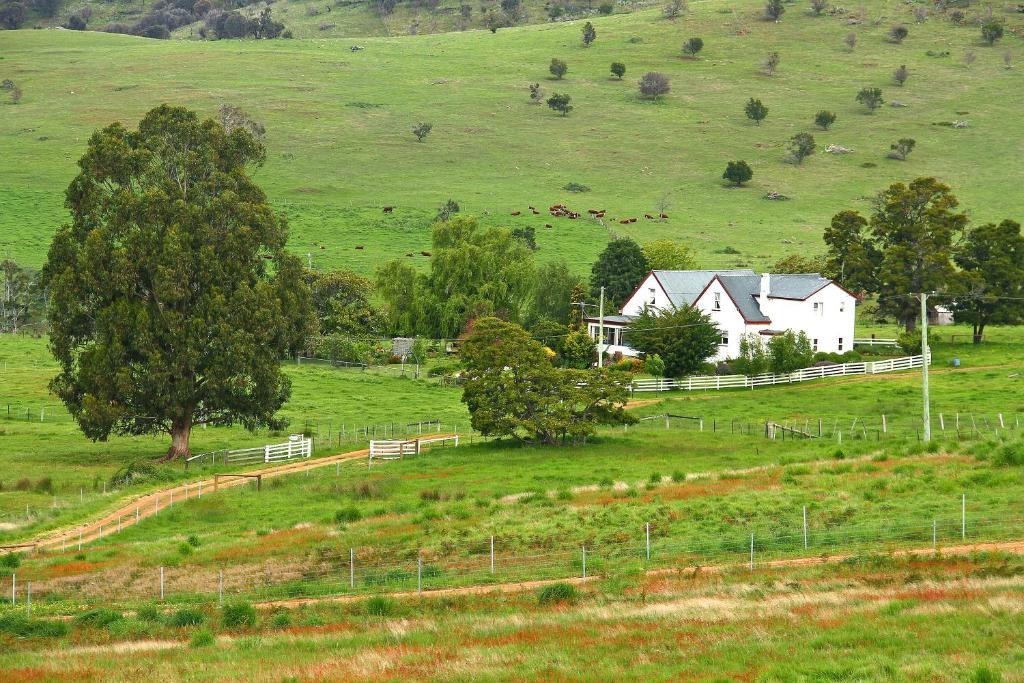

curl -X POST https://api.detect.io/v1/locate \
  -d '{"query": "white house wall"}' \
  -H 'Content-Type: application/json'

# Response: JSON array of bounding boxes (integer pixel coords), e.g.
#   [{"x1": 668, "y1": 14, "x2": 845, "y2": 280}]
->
[
  {"x1": 693, "y1": 280, "x2": 752, "y2": 362},
  {"x1": 621, "y1": 273, "x2": 673, "y2": 316},
  {"x1": 756, "y1": 283, "x2": 856, "y2": 353}
]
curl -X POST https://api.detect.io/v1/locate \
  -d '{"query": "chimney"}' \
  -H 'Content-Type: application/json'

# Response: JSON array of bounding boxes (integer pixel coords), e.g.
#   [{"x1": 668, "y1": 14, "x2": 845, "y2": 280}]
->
[{"x1": 760, "y1": 272, "x2": 771, "y2": 300}]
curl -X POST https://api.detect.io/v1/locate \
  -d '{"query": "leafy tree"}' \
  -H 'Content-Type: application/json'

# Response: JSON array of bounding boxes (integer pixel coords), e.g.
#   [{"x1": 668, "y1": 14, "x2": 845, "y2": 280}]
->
[
  {"x1": 66, "y1": 13, "x2": 87, "y2": 29},
  {"x1": 953, "y1": 220, "x2": 1024, "y2": 343},
  {"x1": 682, "y1": 37, "x2": 703, "y2": 57},
  {"x1": 42, "y1": 105, "x2": 312, "y2": 460},
  {"x1": 733, "y1": 333, "x2": 769, "y2": 376},
  {"x1": 663, "y1": 0, "x2": 684, "y2": 19},
  {"x1": 767, "y1": 331, "x2": 814, "y2": 373},
  {"x1": 981, "y1": 20, "x2": 1004, "y2": 46},
  {"x1": 530, "y1": 261, "x2": 585, "y2": 325},
  {"x1": 856, "y1": 87, "x2": 884, "y2": 112},
  {"x1": 590, "y1": 238, "x2": 649, "y2": 308},
  {"x1": 644, "y1": 353, "x2": 665, "y2": 377},
  {"x1": 809, "y1": 0, "x2": 827, "y2": 15},
  {"x1": 0, "y1": 2, "x2": 27, "y2": 29},
  {"x1": 218, "y1": 104, "x2": 265, "y2": 141},
  {"x1": 786, "y1": 132, "x2": 816, "y2": 164},
  {"x1": 625, "y1": 306, "x2": 720, "y2": 377},
  {"x1": 436, "y1": 198, "x2": 460, "y2": 221},
  {"x1": 610, "y1": 62, "x2": 626, "y2": 80},
  {"x1": 32, "y1": 0, "x2": 61, "y2": 18},
  {"x1": 642, "y1": 240, "x2": 696, "y2": 270},
  {"x1": 547, "y1": 93, "x2": 573, "y2": 116},
  {"x1": 844, "y1": 32, "x2": 856, "y2": 50},
  {"x1": 561, "y1": 328, "x2": 597, "y2": 368},
  {"x1": 460, "y1": 317, "x2": 633, "y2": 444},
  {"x1": 304, "y1": 270, "x2": 383, "y2": 336},
  {"x1": 549, "y1": 58, "x2": 568, "y2": 80},
  {"x1": 0, "y1": 260, "x2": 39, "y2": 333},
  {"x1": 568, "y1": 281, "x2": 588, "y2": 329},
  {"x1": 638, "y1": 72, "x2": 670, "y2": 99},
  {"x1": 762, "y1": 51, "x2": 781, "y2": 75},
  {"x1": 582, "y1": 21, "x2": 596, "y2": 47},
  {"x1": 888, "y1": 138, "x2": 916, "y2": 160},
  {"x1": 376, "y1": 216, "x2": 535, "y2": 338},
  {"x1": 529, "y1": 316, "x2": 567, "y2": 354},
  {"x1": 413, "y1": 122, "x2": 433, "y2": 142},
  {"x1": 764, "y1": 0, "x2": 784, "y2": 20},
  {"x1": 722, "y1": 160, "x2": 753, "y2": 186},
  {"x1": 888, "y1": 24, "x2": 908, "y2": 43},
  {"x1": 893, "y1": 64, "x2": 909, "y2": 86},
  {"x1": 770, "y1": 253, "x2": 826, "y2": 274},
  {"x1": 822, "y1": 209, "x2": 877, "y2": 292},
  {"x1": 814, "y1": 110, "x2": 836, "y2": 130},
  {"x1": 744, "y1": 97, "x2": 768, "y2": 125}
]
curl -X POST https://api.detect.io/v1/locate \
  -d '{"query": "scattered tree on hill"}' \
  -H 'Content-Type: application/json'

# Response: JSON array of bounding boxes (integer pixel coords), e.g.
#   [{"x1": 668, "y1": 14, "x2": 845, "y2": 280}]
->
[
  {"x1": 787, "y1": 132, "x2": 816, "y2": 164},
  {"x1": 625, "y1": 306, "x2": 720, "y2": 377},
  {"x1": 413, "y1": 122, "x2": 433, "y2": 142},
  {"x1": 809, "y1": 0, "x2": 827, "y2": 16},
  {"x1": 888, "y1": 138, "x2": 916, "y2": 160},
  {"x1": 529, "y1": 82, "x2": 544, "y2": 104},
  {"x1": 893, "y1": 64, "x2": 909, "y2": 86},
  {"x1": 436, "y1": 198, "x2": 460, "y2": 221},
  {"x1": 844, "y1": 32, "x2": 857, "y2": 50},
  {"x1": 42, "y1": 105, "x2": 313, "y2": 460},
  {"x1": 460, "y1": 317, "x2": 633, "y2": 445},
  {"x1": 814, "y1": 110, "x2": 836, "y2": 130},
  {"x1": 219, "y1": 104, "x2": 265, "y2": 141},
  {"x1": 590, "y1": 238, "x2": 649, "y2": 308},
  {"x1": 981, "y1": 20, "x2": 1004, "y2": 46},
  {"x1": 582, "y1": 21, "x2": 596, "y2": 47},
  {"x1": 638, "y1": 72, "x2": 671, "y2": 99},
  {"x1": 823, "y1": 177, "x2": 968, "y2": 331},
  {"x1": 549, "y1": 58, "x2": 568, "y2": 80},
  {"x1": 953, "y1": 219, "x2": 1024, "y2": 343},
  {"x1": 682, "y1": 37, "x2": 704, "y2": 57},
  {"x1": 856, "y1": 87, "x2": 884, "y2": 112},
  {"x1": 663, "y1": 0, "x2": 685, "y2": 19},
  {"x1": 547, "y1": 93, "x2": 573, "y2": 116},
  {"x1": 888, "y1": 24, "x2": 908, "y2": 43},
  {"x1": 610, "y1": 62, "x2": 626, "y2": 80},
  {"x1": 767, "y1": 331, "x2": 814, "y2": 373},
  {"x1": 722, "y1": 160, "x2": 753, "y2": 186},
  {"x1": 744, "y1": 97, "x2": 768, "y2": 125},
  {"x1": 764, "y1": 0, "x2": 784, "y2": 21},
  {"x1": 770, "y1": 253, "x2": 827, "y2": 274},
  {"x1": 761, "y1": 51, "x2": 780, "y2": 75},
  {"x1": 642, "y1": 240, "x2": 696, "y2": 270}
]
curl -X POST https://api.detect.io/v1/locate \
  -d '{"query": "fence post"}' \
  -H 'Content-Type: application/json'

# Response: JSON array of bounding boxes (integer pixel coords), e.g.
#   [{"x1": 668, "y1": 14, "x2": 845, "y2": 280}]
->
[
  {"x1": 646, "y1": 522, "x2": 652, "y2": 562},
  {"x1": 881, "y1": 414, "x2": 887, "y2": 434},
  {"x1": 264, "y1": 445, "x2": 270, "y2": 463},
  {"x1": 802, "y1": 507, "x2": 808, "y2": 550},
  {"x1": 749, "y1": 533, "x2": 754, "y2": 570},
  {"x1": 998, "y1": 413, "x2": 1005, "y2": 429},
  {"x1": 198, "y1": 480, "x2": 202, "y2": 498},
  {"x1": 961, "y1": 494, "x2": 966, "y2": 540},
  {"x1": 939, "y1": 413, "x2": 945, "y2": 431},
  {"x1": 136, "y1": 506, "x2": 140, "y2": 523},
  {"x1": 582, "y1": 546, "x2": 587, "y2": 579},
  {"x1": 417, "y1": 554, "x2": 422, "y2": 595},
  {"x1": 490, "y1": 536, "x2": 495, "y2": 574},
  {"x1": 219, "y1": 570, "x2": 223, "y2": 606},
  {"x1": 350, "y1": 548, "x2": 355, "y2": 589},
  {"x1": 78, "y1": 528, "x2": 82, "y2": 551},
  {"x1": 160, "y1": 566, "x2": 165, "y2": 601}
]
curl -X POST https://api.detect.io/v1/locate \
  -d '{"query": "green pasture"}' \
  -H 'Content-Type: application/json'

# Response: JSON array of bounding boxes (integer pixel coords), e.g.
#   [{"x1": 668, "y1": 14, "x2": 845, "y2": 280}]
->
[{"x1": 2, "y1": 0, "x2": 1023, "y2": 274}]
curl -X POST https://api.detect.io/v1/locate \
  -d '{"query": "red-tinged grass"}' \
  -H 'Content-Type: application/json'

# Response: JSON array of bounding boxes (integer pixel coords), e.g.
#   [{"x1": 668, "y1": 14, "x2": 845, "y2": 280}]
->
[
  {"x1": 212, "y1": 526, "x2": 329, "y2": 562},
  {"x1": 44, "y1": 560, "x2": 111, "y2": 579}
]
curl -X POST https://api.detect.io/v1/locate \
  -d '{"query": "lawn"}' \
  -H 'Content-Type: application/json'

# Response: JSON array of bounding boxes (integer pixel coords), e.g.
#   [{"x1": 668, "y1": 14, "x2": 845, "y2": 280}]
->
[{"x1": 2, "y1": 0, "x2": 1022, "y2": 275}]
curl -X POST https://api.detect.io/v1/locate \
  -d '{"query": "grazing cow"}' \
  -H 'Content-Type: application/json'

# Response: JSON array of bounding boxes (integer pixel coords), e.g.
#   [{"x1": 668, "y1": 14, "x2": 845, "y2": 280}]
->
[
  {"x1": 406, "y1": 253, "x2": 414, "y2": 257},
  {"x1": 382, "y1": 206, "x2": 393, "y2": 213},
  {"x1": 660, "y1": 213, "x2": 669, "y2": 219},
  {"x1": 355, "y1": 245, "x2": 364, "y2": 250},
  {"x1": 628, "y1": 218, "x2": 638, "y2": 223},
  {"x1": 532, "y1": 210, "x2": 540, "y2": 215},
  {"x1": 544, "y1": 224, "x2": 553, "y2": 228},
  {"x1": 619, "y1": 219, "x2": 630, "y2": 224},
  {"x1": 421, "y1": 251, "x2": 432, "y2": 257},
  {"x1": 587, "y1": 209, "x2": 598, "y2": 215},
  {"x1": 529, "y1": 205, "x2": 536, "y2": 210},
  {"x1": 511, "y1": 211, "x2": 521, "y2": 216},
  {"x1": 645, "y1": 214, "x2": 654, "y2": 220}
]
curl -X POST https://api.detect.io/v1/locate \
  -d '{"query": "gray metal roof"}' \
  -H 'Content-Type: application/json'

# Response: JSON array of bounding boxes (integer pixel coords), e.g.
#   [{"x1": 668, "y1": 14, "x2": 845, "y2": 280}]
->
[
  {"x1": 718, "y1": 275, "x2": 770, "y2": 323},
  {"x1": 761, "y1": 273, "x2": 833, "y2": 300},
  {"x1": 652, "y1": 270, "x2": 755, "y2": 309}
]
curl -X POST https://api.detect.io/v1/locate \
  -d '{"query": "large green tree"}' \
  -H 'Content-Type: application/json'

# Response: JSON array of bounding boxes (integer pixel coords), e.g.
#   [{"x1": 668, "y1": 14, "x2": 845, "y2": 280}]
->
[
  {"x1": 625, "y1": 306, "x2": 719, "y2": 377},
  {"x1": 529, "y1": 260, "x2": 585, "y2": 325},
  {"x1": 43, "y1": 105, "x2": 312, "y2": 460},
  {"x1": 460, "y1": 317, "x2": 632, "y2": 444},
  {"x1": 376, "y1": 216, "x2": 534, "y2": 338},
  {"x1": 642, "y1": 240, "x2": 695, "y2": 271},
  {"x1": 952, "y1": 219, "x2": 1024, "y2": 343},
  {"x1": 304, "y1": 269, "x2": 384, "y2": 336},
  {"x1": 824, "y1": 178, "x2": 967, "y2": 331},
  {"x1": 590, "y1": 238, "x2": 649, "y2": 309}
]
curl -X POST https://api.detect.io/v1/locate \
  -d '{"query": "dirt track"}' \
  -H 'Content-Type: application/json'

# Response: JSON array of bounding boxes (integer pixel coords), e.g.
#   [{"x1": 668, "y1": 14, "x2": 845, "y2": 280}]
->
[{"x1": 18, "y1": 435, "x2": 455, "y2": 552}]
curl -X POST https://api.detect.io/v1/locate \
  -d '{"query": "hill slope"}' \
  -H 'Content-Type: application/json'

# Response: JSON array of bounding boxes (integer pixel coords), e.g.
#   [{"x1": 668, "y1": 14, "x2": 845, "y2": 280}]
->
[{"x1": 1, "y1": 1, "x2": 1022, "y2": 273}]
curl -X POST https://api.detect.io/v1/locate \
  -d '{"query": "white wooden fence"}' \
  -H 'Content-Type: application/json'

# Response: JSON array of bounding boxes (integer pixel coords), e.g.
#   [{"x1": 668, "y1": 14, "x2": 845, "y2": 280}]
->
[
  {"x1": 631, "y1": 353, "x2": 929, "y2": 393},
  {"x1": 185, "y1": 435, "x2": 312, "y2": 467},
  {"x1": 853, "y1": 337, "x2": 899, "y2": 347},
  {"x1": 369, "y1": 434, "x2": 459, "y2": 466}
]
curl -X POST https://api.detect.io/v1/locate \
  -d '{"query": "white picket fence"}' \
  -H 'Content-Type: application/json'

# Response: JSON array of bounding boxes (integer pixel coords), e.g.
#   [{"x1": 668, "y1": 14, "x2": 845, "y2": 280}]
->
[
  {"x1": 631, "y1": 353, "x2": 929, "y2": 393},
  {"x1": 185, "y1": 436, "x2": 313, "y2": 467},
  {"x1": 853, "y1": 337, "x2": 899, "y2": 347},
  {"x1": 368, "y1": 434, "x2": 460, "y2": 466}
]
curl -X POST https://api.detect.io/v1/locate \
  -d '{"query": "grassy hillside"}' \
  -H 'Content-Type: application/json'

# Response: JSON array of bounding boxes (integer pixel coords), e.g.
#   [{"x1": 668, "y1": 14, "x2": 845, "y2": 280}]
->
[{"x1": 2, "y1": 0, "x2": 1022, "y2": 274}]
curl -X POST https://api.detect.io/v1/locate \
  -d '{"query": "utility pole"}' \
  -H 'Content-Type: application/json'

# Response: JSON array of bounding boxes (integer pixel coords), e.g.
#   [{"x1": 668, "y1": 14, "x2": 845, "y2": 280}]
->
[
  {"x1": 920, "y1": 292, "x2": 931, "y2": 443},
  {"x1": 597, "y1": 286, "x2": 605, "y2": 368}
]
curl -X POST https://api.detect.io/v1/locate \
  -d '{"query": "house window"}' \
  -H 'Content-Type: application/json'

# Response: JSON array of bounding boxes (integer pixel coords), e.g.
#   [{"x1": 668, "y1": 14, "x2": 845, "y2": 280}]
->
[
  {"x1": 838, "y1": 337, "x2": 844, "y2": 352},
  {"x1": 813, "y1": 302, "x2": 823, "y2": 316},
  {"x1": 812, "y1": 338, "x2": 818, "y2": 351},
  {"x1": 720, "y1": 332, "x2": 729, "y2": 346},
  {"x1": 839, "y1": 301, "x2": 845, "y2": 313},
  {"x1": 713, "y1": 292, "x2": 721, "y2": 311},
  {"x1": 648, "y1": 287, "x2": 656, "y2": 305}
]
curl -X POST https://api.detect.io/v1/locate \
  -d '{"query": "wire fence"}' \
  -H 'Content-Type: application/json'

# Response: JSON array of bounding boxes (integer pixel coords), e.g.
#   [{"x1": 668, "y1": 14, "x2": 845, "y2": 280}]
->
[{"x1": 6, "y1": 503, "x2": 1021, "y2": 609}]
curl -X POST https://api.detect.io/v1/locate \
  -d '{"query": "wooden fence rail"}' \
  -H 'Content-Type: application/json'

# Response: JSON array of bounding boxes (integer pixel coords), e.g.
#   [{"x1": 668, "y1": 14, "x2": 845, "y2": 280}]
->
[{"x1": 185, "y1": 436, "x2": 312, "y2": 469}]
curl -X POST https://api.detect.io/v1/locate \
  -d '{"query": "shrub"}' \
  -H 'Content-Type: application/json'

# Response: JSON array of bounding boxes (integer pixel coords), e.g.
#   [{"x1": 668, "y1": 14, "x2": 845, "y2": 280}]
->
[
  {"x1": 412, "y1": 122, "x2": 433, "y2": 142},
  {"x1": 547, "y1": 93, "x2": 573, "y2": 116},
  {"x1": 365, "y1": 596, "x2": 397, "y2": 616},
  {"x1": 764, "y1": 0, "x2": 784, "y2": 20},
  {"x1": 335, "y1": 506, "x2": 363, "y2": 523},
  {"x1": 897, "y1": 328, "x2": 921, "y2": 355},
  {"x1": 549, "y1": 58, "x2": 568, "y2": 80},
  {"x1": 638, "y1": 72, "x2": 670, "y2": 99},
  {"x1": 136, "y1": 605, "x2": 164, "y2": 623},
  {"x1": 610, "y1": 62, "x2": 626, "y2": 80},
  {"x1": 893, "y1": 64, "x2": 909, "y2": 86},
  {"x1": 856, "y1": 87, "x2": 884, "y2": 113},
  {"x1": 888, "y1": 138, "x2": 916, "y2": 160},
  {"x1": 270, "y1": 611, "x2": 292, "y2": 628},
  {"x1": 0, "y1": 613, "x2": 69, "y2": 638},
  {"x1": 744, "y1": 98, "x2": 768, "y2": 124},
  {"x1": 538, "y1": 582, "x2": 579, "y2": 604},
  {"x1": 786, "y1": 132, "x2": 816, "y2": 164},
  {"x1": 563, "y1": 182, "x2": 590, "y2": 192},
  {"x1": 190, "y1": 628, "x2": 215, "y2": 647},
  {"x1": 581, "y1": 21, "x2": 596, "y2": 47},
  {"x1": 981, "y1": 21, "x2": 1004, "y2": 46},
  {"x1": 814, "y1": 110, "x2": 836, "y2": 130},
  {"x1": 888, "y1": 25, "x2": 908, "y2": 43},
  {"x1": 187, "y1": 534, "x2": 201, "y2": 547},
  {"x1": 644, "y1": 353, "x2": 665, "y2": 377},
  {"x1": 67, "y1": 13, "x2": 87, "y2": 30},
  {"x1": 761, "y1": 51, "x2": 780, "y2": 75},
  {"x1": 221, "y1": 601, "x2": 257, "y2": 628},
  {"x1": 971, "y1": 667, "x2": 1003, "y2": 683},
  {"x1": 74, "y1": 608, "x2": 124, "y2": 628},
  {"x1": 809, "y1": 0, "x2": 827, "y2": 15},
  {"x1": 844, "y1": 32, "x2": 856, "y2": 50},
  {"x1": 682, "y1": 37, "x2": 703, "y2": 57},
  {"x1": 1, "y1": 553, "x2": 21, "y2": 570},
  {"x1": 598, "y1": 2, "x2": 613, "y2": 14},
  {"x1": 671, "y1": 470, "x2": 685, "y2": 483},
  {"x1": 722, "y1": 160, "x2": 753, "y2": 186},
  {"x1": 993, "y1": 443, "x2": 1024, "y2": 467},
  {"x1": 170, "y1": 608, "x2": 206, "y2": 628}
]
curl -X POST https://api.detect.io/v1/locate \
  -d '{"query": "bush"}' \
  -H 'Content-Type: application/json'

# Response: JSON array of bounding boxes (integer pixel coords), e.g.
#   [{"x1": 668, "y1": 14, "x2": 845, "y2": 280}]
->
[
  {"x1": 67, "y1": 13, "x2": 87, "y2": 30},
  {"x1": 981, "y1": 20, "x2": 1004, "y2": 46},
  {"x1": 0, "y1": 613, "x2": 69, "y2": 638},
  {"x1": 74, "y1": 608, "x2": 124, "y2": 628},
  {"x1": 598, "y1": 2, "x2": 612, "y2": 13},
  {"x1": 0, "y1": 553, "x2": 21, "y2": 570},
  {"x1": 221, "y1": 601, "x2": 257, "y2": 629},
  {"x1": 897, "y1": 329, "x2": 921, "y2": 355},
  {"x1": 270, "y1": 611, "x2": 292, "y2": 628},
  {"x1": 140, "y1": 23, "x2": 171, "y2": 39},
  {"x1": 187, "y1": 534, "x2": 201, "y2": 547},
  {"x1": 365, "y1": 596, "x2": 397, "y2": 616},
  {"x1": 722, "y1": 160, "x2": 753, "y2": 186},
  {"x1": 549, "y1": 58, "x2": 568, "y2": 80},
  {"x1": 334, "y1": 506, "x2": 362, "y2": 523},
  {"x1": 786, "y1": 132, "x2": 816, "y2": 164},
  {"x1": 764, "y1": 0, "x2": 784, "y2": 20},
  {"x1": 814, "y1": 110, "x2": 836, "y2": 130},
  {"x1": 538, "y1": 582, "x2": 579, "y2": 604},
  {"x1": 190, "y1": 628, "x2": 216, "y2": 647},
  {"x1": 136, "y1": 605, "x2": 164, "y2": 623},
  {"x1": 610, "y1": 62, "x2": 626, "y2": 80},
  {"x1": 888, "y1": 24, "x2": 908, "y2": 43},
  {"x1": 744, "y1": 98, "x2": 768, "y2": 125},
  {"x1": 681, "y1": 37, "x2": 703, "y2": 57},
  {"x1": 169, "y1": 608, "x2": 206, "y2": 628},
  {"x1": 644, "y1": 353, "x2": 665, "y2": 377},
  {"x1": 856, "y1": 87, "x2": 884, "y2": 113},
  {"x1": 993, "y1": 443, "x2": 1024, "y2": 467},
  {"x1": 638, "y1": 72, "x2": 670, "y2": 99}
]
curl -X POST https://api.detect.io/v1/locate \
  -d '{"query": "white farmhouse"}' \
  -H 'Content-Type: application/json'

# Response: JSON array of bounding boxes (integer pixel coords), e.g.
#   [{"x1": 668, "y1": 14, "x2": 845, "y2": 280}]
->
[{"x1": 585, "y1": 270, "x2": 857, "y2": 363}]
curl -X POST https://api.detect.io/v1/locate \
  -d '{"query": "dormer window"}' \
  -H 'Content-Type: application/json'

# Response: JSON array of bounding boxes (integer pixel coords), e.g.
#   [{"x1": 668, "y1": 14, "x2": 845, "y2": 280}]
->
[
  {"x1": 648, "y1": 287, "x2": 656, "y2": 305},
  {"x1": 713, "y1": 292, "x2": 721, "y2": 311}
]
